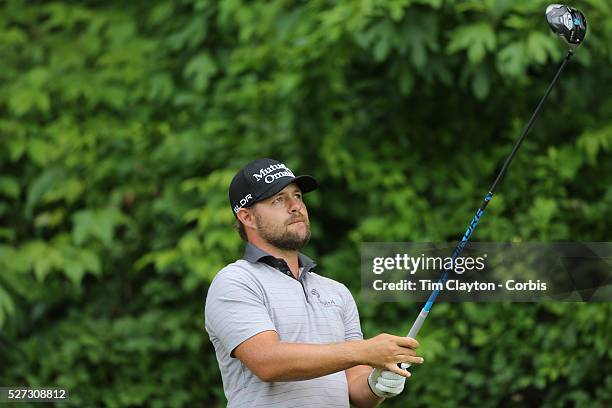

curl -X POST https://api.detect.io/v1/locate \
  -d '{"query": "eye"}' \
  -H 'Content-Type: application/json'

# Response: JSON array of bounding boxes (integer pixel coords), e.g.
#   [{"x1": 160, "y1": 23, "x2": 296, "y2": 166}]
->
[
  {"x1": 273, "y1": 196, "x2": 285, "y2": 204},
  {"x1": 294, "y1": 193, "x2": 302, "y2": 200}
]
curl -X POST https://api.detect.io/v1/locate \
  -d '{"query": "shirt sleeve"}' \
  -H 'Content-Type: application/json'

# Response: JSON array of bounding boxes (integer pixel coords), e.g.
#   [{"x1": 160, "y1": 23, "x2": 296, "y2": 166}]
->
[
  {"x1": 340, "y1": 284, "x2": 364, "y2": 341},
  {"x1": 204, "y1": 267, "x2": 277, "y2": 357}
]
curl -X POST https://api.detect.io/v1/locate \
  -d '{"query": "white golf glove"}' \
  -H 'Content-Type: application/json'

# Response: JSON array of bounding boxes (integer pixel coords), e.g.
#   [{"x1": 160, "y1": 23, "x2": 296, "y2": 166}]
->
[{"x1": 367, "y1": 363, "x2": 410, "y2": 399}]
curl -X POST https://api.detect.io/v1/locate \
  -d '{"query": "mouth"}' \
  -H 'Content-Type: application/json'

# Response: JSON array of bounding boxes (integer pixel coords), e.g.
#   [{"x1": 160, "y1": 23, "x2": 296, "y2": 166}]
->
[{"x1": 288, "y1": 219, "x2": 306, "y2": 226}]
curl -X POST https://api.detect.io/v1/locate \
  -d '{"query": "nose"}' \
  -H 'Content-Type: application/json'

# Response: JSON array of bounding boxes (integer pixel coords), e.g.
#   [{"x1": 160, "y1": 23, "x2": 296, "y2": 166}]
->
[{"x1": 288, "y1": 196, "x2": 303, "y2": 213}]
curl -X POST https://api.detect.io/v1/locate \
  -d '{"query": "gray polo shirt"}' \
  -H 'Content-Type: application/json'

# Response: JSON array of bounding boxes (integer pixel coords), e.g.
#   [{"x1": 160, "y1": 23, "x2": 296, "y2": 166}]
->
[{"x1": 204, "y1": 243, "x2": 363, "y2": 407}]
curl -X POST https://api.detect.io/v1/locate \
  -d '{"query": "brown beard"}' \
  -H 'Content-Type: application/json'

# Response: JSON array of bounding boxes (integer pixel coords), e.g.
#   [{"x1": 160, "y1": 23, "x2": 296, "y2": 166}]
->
[{"x1": 254, "y1": 212, "x2": 311, "y2": 251}]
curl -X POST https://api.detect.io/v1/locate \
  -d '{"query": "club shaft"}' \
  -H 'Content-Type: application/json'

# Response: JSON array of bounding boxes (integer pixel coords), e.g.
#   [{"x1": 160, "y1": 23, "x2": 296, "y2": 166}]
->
[
  {"x1": 405, "y1": 52, "x2": 574, "y2": 339},
  {"x1": 489, "y1": 52, "x2": 573, "y2": 195}
]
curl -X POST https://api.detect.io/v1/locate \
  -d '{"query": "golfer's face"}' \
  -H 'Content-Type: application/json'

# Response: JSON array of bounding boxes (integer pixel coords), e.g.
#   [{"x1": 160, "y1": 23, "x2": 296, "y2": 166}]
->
[{"x1": 253, "y1": 183, "x2": 310, "y2": 249}]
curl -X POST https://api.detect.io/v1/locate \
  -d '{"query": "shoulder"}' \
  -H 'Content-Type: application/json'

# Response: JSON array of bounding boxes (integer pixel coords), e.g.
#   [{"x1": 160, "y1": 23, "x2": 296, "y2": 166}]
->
[
  {"x1": 212, "y1": 259, "x2": 254, "y2": 280},
  {"x1": 207, "y1": 260, "x2": 264, "y2": 294},
  {"x1": 205, "y1": 260, "x2": 270, "y2": 316}
]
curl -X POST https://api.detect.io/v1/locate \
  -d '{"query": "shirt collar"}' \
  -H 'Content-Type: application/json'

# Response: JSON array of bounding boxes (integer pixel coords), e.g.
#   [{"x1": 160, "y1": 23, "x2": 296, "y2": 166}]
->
[{"x1": 243, "y1": 242, "x2": 317, "y2": 274}]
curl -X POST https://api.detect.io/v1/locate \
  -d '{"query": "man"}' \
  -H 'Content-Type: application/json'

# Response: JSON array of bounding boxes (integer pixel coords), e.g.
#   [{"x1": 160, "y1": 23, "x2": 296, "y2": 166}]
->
[{"x1": 204, "y1": 158, "x2": 423, "y2": 407}]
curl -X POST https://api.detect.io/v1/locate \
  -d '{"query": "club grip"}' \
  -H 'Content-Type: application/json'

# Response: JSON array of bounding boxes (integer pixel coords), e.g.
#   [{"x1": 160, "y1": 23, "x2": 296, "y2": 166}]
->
[
  {"x1": 402, "y1": 309, "x2": 429, "y2": 370},
  {"x1": 407, "y1": 309, "x2": 429, "y2": 338}
]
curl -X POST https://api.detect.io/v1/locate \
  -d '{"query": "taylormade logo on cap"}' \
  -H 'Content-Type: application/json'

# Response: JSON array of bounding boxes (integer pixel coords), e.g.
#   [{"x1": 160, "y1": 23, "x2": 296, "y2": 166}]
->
[{"x1": 252, "y1": 163, "x2": 295, "y2": 184}]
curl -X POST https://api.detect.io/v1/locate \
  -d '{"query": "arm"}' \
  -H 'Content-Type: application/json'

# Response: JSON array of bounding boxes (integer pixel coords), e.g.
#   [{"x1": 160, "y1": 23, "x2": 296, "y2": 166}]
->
[
  {"x1": 346, "y1": 365, "x2": 384, "y2": 408},
  {"x1": 233, "y1": 330, "x2": 421, "y2": 382}
]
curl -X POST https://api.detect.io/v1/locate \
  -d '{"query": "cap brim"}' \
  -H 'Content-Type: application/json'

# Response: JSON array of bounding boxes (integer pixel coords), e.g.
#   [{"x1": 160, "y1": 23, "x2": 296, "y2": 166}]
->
[
  {"x1": 250, "y1": 175, "x2": 318, "y2": 206},
  {"x1": 293, "y1": 175, "x2": 318, "y2": 194}
]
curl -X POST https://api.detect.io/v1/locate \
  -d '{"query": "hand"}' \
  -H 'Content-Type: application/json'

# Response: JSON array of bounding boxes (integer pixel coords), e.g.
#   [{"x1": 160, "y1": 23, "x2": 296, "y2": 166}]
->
[
  {"x1": 367, "y1": 363, "x2": 410, "y2": 399},
  {"x1": 358, "y1": 333, "x2": 423, "y2": 376}
]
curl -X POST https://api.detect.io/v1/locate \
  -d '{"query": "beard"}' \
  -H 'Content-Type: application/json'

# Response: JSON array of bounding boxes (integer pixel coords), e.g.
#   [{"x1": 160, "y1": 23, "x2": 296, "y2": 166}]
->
[{"x1": 254, "y1": 212, "x2": 311, "y2": 251}]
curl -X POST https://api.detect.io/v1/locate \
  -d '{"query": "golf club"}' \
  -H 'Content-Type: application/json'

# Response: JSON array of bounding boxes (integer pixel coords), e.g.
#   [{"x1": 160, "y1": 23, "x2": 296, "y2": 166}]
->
[
  {"x1": 407, "y1": 4, "x2": 587, "y2": 346},
  {"x1": 391, "y1": 4, "x2": 587, "y2": 378},
  {"x1": 407, "y1": 4, "x2": 587, "y2": 344}
]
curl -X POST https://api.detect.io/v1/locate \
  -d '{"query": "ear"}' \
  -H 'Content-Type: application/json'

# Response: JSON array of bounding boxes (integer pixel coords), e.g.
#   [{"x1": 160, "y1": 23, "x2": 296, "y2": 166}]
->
[{"x1": 236, "y1": 207, "x2": 256, "y2": 230}]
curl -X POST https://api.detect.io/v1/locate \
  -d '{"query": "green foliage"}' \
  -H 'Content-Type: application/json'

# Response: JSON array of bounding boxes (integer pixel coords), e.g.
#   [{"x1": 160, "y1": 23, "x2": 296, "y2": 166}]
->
[{"x1": 1, "y1": 0, "x2": 611, "y2": 406}]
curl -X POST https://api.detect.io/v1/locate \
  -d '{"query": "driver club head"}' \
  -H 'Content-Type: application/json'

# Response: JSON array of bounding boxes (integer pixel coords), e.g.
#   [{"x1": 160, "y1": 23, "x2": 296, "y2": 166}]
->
[{"x1": 546, "y1": 4, "x2": 587, "y2": 53}]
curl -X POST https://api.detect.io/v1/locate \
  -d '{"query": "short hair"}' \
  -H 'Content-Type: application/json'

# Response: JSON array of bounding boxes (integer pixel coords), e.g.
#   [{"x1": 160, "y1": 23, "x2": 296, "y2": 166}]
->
[{"x1": 235, "y1": 218, "x2": 248, "y2": 242}]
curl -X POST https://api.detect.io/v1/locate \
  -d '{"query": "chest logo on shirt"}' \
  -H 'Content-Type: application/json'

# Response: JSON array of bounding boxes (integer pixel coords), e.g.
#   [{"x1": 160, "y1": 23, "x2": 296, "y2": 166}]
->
[{"x1": 310, "y1": 288, "x2": 337, "y2": 306}]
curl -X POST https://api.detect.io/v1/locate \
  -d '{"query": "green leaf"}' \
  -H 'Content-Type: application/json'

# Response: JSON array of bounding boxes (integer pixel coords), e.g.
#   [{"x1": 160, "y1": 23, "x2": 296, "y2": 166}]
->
[
  {"x1": 0, "y1": 177, "x2": 20, "y2": 198},
  {"x1": 64, "y1": 261, "x2": 86, "y2": 285},
  {"x1": 472, "y1": 70, "x2": 490, "y2": 99},
  {"x1": 8, "y1": 88, "x2": 51, "y2": 116},
  {"x1": 373, "y1": 37, "x2": 391, "y2": 62},
  {"x1": 399, "y1": 70, "x2": 414, "y2": 95},
  {"x1": 80, "y1": 250, "x2": 102, "y2": 276},
  {"x1": 447, "y1": 22, "x2": 496, "y2": 64},
  {"x1": 72, "y1": 208, "x2": 127, "y2": 246},
  {"x1": 0, "y1": 285, "x2": 16, "y2": 328},
  {"x1": 25, "y1": 168, "x2": 66, "y2": 219},
  {"x1": 43, "y1": 178, "x2": 85, "y2": 205},
  {"x1": 526, "y1": 32, "x2": 558, "y2": 64},
  {"x1": 184, "y1": 53, "x2": 218, "y2": 92},
  {"x1": 496, "y1": 42, "x2": 526, "y2": 77},
  {"x1": 34, "y1": 209, "x2": 66, "y2": 228},
  {"x1": 529, "y1": 197, "x2": 557, "y2": 227},
  {"x1": 21, "y1": 241, "x2": 63, "y2": 281}
]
